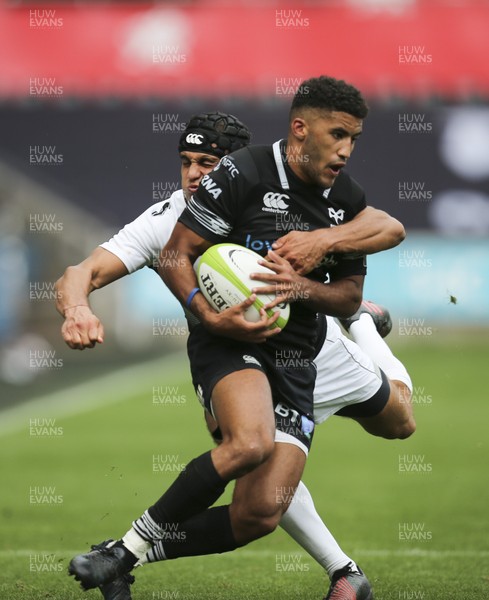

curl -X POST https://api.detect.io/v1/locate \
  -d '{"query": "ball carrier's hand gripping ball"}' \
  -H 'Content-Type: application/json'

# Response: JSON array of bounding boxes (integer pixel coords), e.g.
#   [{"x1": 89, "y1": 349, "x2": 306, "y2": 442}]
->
[{"x1": 194, "y1": 244, "x2": 290, "y2": 330}]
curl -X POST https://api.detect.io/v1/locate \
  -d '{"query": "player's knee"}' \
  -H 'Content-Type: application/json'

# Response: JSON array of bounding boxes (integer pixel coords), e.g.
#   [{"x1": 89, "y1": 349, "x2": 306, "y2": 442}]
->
[
  {"x1": 238, "y1": 436, "x2": 275, "y2": 468},
  {"x1": 382, "y1": 416, "x2": 416, "y2": 440},
  {"x1": 223, "y1": 434, "x2": 274, "y2": 474},
  {"x1": 396, "y1": 416, "x2": 416, "y2": 439},
  {"x1": 379, "y1": 383, "x2": 416, "y2": 439}
]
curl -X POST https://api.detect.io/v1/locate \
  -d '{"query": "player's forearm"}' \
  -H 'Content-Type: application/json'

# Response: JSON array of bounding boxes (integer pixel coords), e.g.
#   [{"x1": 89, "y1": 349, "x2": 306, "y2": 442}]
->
[
  {"x1": 55, "y1": 265, "x2": 94, "y2": 317},
  {"x1": 298, "y1": 277, "x2": 362, "y2": 318},
  {"x1": 323, "y1": 207, "x2": 405, "y2": 255},
  {"x1": 160, "y1": 254, "x2": 199, "y2": 308},
  {"x1": 56, "y1": 248, "x2": 129, "y2": 318},
  {"x1": 160, "y1": 260, "x2": 218, "y2": 324},
  {"x1": 158, "y1": 227, "x2": 214, "y2": 321},
  {"x1": 271, "y1": 208, "x2": 405, "y2": 276}
]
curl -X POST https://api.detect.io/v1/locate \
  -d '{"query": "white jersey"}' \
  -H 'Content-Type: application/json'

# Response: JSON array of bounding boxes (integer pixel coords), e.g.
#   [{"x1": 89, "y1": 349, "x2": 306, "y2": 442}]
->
[{"x1": 100, "y1": 190, "x2": 186, "y2": 273}]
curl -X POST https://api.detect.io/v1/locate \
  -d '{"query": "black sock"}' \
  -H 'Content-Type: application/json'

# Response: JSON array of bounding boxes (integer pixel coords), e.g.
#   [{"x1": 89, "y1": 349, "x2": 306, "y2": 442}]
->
[
  {"x1": 148, "y1": 506, "x2": 239, "y2": 561},
  {"x1": 147, "y1": 451, "x2": 228, "y2": 528},
  {"x1": 112, "y1": 540, "x2": 138, "y2": 570}
]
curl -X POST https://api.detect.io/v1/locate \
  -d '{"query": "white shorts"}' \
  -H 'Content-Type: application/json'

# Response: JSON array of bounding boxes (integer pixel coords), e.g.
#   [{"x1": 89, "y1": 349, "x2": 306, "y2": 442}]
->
[{"x1": 313, "y1": 317, "x2": 386, "y2": 424}]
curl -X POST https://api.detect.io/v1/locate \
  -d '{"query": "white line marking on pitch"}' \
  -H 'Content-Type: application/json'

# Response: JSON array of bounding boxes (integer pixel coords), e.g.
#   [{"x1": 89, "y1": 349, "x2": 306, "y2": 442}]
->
[{"x1": 0, "y1": 351, "x2": 189, "y2": 438}]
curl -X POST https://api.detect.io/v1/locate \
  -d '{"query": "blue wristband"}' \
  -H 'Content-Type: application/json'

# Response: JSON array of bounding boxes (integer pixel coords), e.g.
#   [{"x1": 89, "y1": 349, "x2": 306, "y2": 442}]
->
[{"x1": 186, "y1": 287, "x2": 201, "y2": 308}]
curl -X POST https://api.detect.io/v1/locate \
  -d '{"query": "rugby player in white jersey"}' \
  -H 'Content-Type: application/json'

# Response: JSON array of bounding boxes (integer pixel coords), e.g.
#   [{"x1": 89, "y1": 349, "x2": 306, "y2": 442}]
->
[{"x1": 58, "y1": 104, "x2": 413, "y2": 600}]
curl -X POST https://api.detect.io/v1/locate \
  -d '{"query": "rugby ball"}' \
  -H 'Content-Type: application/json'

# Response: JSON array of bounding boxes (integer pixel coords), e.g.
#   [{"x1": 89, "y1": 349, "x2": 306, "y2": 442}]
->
[{"x1": 194, "y1": 244, "x2": 289, "y2": 329}]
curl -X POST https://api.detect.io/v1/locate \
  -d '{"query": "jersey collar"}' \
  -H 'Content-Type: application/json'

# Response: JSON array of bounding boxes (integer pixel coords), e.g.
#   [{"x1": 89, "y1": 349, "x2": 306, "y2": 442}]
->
[
  {"x1": 272, "y1": 140, "x2": 290, "y2": 190},
  {"x1": 273, "y1": 139, "x2": 332, "y2": 199}
]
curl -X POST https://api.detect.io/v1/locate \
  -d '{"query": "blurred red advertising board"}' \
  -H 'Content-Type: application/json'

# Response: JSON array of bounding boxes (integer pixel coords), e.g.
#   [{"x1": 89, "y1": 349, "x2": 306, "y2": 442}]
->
[{"x1": 1, "y1": 3, "x2": 488, "y2": 99}]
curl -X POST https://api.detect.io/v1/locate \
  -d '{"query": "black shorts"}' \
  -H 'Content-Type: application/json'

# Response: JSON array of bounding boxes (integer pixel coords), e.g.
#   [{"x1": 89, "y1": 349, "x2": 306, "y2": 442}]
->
[{"x1": 187, "y1": 325, "x2": 316, "y2": 452}]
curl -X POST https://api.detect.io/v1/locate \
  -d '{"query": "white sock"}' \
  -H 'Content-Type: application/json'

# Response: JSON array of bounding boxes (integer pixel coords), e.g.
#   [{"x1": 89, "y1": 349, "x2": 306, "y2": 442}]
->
[
  {"x1": 122, "y1": 528, "x2": 152, "y2": 561},
  {"x1": 279, "y1": 481, "x2": 356, "y2": 578},
  {"x1": 349, "y1": 314, "x2": 413, "y2": 391},
  {"x1": 139, "y1": 544, "x2": 160, "y2": 565}
]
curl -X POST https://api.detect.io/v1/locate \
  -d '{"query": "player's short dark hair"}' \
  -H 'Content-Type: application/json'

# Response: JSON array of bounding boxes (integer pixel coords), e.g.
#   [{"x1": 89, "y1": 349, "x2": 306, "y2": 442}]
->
[
  {"x1": 179, "y1": 111, "x2": 251, "y2": 157},
  {"x1": 290, "y1": 76, "x2": 368, "y2": 120}
]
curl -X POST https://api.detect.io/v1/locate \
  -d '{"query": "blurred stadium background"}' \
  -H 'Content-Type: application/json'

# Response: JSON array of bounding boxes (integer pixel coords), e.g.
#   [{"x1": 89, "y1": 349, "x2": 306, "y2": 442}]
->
[
  {"x1": 0, "y1": 0, "x2": 488, "y2": 400},
  {"x1": 0, "y1": 1, "x2": 488, "y2": 598}
]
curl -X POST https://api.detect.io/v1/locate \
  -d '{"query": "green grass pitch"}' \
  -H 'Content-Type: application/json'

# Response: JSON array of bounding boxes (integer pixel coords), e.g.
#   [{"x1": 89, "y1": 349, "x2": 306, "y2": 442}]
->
[{"x1": 1, "y1": 333, "x2": 488, "y2": 599}]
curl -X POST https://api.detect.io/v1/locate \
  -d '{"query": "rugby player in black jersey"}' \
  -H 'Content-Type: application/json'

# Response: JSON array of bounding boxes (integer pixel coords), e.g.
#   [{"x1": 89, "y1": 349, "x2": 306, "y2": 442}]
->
[{"x1": 67, "y1": 80, "x2": 413, "y2": 599}]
